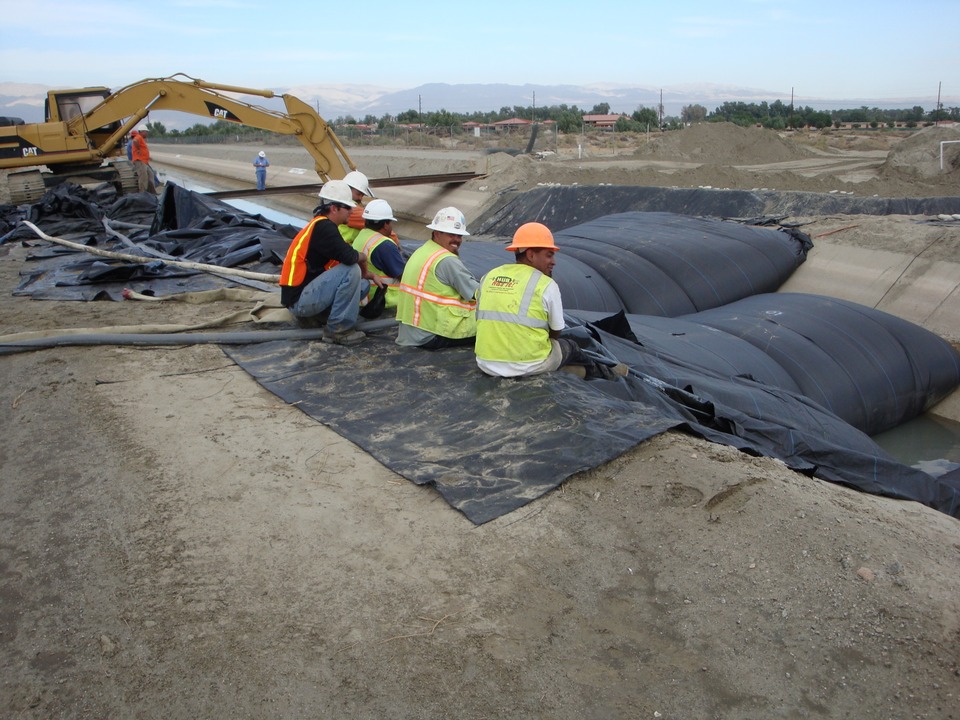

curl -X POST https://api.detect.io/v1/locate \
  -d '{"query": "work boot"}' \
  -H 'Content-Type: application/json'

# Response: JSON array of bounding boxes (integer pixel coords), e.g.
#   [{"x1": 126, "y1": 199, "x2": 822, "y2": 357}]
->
[
  {"x1": 295, "y1": 314, "x2": 326, "y2": 329},
  {"x1": 295, "y1": 309, "x2": 329, "y2": 329},
  {"x1": 322, "y1": 327, "x2": 366, "y2": 347}
]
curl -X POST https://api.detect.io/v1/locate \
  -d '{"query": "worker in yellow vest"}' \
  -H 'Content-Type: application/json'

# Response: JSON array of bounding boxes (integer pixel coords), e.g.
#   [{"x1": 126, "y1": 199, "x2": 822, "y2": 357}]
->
[
  {"x1": 396, "y1": 206, "x2": 478, "y2": 349},
  {"x1": 351, "y1": 199, "x2": 406, "y2": 317},
  {"x1": 475, "y1": 222, "x2": 628, "y2": 379}
]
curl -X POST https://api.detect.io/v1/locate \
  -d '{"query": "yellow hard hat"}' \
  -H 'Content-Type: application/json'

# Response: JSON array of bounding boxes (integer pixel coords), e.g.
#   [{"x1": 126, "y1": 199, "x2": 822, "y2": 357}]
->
[{"x1": 505, "y1": 222, "x2": 558, "y2": 251}]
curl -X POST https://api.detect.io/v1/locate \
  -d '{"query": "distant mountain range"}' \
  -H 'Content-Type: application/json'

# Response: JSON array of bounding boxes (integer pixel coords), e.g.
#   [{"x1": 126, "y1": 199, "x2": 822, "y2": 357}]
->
[{"x1": 1, "y1": 80, "x2": 953, "y2": 130}]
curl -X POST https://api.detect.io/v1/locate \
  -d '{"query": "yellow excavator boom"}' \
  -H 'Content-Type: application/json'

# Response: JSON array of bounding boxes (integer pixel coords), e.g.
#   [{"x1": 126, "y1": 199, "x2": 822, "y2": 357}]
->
[{"x1": 0, "y1": 73, "x2": 357, "y2": 202}]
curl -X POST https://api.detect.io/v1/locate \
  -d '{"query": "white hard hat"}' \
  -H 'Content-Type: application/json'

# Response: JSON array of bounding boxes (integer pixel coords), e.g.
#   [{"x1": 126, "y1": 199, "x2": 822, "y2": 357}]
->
[
  {"x1": 318, "y1": 179, "x2": 356, "y2": 207},
  {"x1": 343, "y1": 170, "x2": 374, "y2": 198},
  {"x1": 136, "y1": 125, "x2": 147, "y2": 133},
  {"x1": 258, "y1": 151, "x2": 265, "y2": 157},
  {"x1": 362, "y1": 199, "x2": 397, "y2": 222},
  {"x1": 426, "y1": 206, "x2": 470, "y2": 236}
]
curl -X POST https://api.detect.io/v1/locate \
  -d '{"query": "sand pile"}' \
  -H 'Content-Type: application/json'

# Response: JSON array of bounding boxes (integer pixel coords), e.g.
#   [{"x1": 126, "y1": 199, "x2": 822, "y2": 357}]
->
[
  {"x1": 881, "y1": 124, "x2": 960, "y2": 179},
  {"x1": 633, "y1": 121, "x2": 814, "y2": 164}
]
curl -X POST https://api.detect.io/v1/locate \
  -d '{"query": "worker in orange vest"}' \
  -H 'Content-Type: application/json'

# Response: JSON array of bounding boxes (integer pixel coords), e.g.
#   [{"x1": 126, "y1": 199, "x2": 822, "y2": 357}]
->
[
  {"x1": 339, "y1": 170, "x2": 400, "y2": 246},
  {"x1": 129, "y1": 127, "x2": 157, "y2": 193}
]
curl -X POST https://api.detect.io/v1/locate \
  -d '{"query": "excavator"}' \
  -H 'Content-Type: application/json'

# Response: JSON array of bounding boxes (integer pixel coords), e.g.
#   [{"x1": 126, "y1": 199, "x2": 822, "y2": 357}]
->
[{"x1": 0, "y1": 74, "x2": 478, "y2": 205}]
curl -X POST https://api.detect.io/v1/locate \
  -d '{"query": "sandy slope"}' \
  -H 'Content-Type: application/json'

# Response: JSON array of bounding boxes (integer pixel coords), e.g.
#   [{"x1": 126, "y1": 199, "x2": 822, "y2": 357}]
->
[{"x1": 2, "y1": 123, "x2": 959, "y2": 719}]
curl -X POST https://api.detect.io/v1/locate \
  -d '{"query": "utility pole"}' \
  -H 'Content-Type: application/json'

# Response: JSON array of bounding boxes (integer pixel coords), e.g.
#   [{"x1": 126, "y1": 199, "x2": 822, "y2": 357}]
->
[
  {"x1": 418, "y1": 94, "x2": 423, "y2": 146},
  {"x1": 532, "y1": 91, "x2": 536, "y2": 122},
  {"x1": 936, "y1": 81, "x2": 943, "y2": 126}
]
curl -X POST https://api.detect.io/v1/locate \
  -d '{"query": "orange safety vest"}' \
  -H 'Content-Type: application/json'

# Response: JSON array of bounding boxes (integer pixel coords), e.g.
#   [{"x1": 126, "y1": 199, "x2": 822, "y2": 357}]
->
[
  {"x1": 130, "y1": 132, "x2": 150, "y2": 163},
  {"x1": 280, "y1": 215, "x2": 338, "y2": 287}
]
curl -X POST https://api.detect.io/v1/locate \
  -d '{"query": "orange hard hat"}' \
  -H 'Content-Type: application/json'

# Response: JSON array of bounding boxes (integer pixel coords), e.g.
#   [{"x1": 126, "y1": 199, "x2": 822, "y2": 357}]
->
[{"x1": 505, "y1": 222, "x2": 559, "y2": 251}]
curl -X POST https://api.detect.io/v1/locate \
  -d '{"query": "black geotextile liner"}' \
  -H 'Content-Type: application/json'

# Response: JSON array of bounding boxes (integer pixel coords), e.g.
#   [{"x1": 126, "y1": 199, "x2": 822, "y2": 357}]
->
[
  {"x1": 574, "y1": 295, "x2": 960, "y2": 438},
  {"x1": 224, "y1": 316, "x2": 960, "y2": 524},
  {"x1": 688, "y1": 294, "x2": 960, "y2": 436},
  {"x1": 576, "y1": 318, "x2": 960, "y2": 520},
  {"x1": 456, "y1": 212, "x2": 812, "y2": 315},
  {"x1": 223, "y1": 331, "x2": 680, "y2": 525},
  {"x1": 4, "y1": 182, "x2": 296, "y2": 301},
  {"x1": 475, "y1": 185, "x2": 960, "y2": 236}
]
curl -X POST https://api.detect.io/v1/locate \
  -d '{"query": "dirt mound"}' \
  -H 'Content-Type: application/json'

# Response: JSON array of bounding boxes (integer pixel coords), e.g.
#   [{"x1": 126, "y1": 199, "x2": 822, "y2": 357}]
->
[
  {"x1": 633, "y1": 121, "x2": 814, "y2": 165},
  {"x1": 882, "y1": 124, "x2": 960, "y2": 179}
]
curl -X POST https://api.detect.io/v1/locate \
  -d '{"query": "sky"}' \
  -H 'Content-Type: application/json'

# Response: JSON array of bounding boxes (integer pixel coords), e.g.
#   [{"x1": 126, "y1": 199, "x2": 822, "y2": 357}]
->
[{"x1": 1, "y1": 0, "x2": 957, "y2": 103}]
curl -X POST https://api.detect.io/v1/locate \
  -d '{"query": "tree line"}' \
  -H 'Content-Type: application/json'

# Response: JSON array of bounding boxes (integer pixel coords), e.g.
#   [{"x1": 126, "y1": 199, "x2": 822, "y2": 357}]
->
[{"x1": 145, "y1": 100, "x2": 958, "y2": 139}]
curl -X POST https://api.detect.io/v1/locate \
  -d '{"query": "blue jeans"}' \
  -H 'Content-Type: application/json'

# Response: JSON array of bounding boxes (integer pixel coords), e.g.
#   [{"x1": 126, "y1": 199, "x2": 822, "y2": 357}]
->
[
  {"x1": 291, "y1": 263, "x2": 362, "y2": 333},
  {"x1": 256, "y1": 169, "x2": 266, "y2": 190}
]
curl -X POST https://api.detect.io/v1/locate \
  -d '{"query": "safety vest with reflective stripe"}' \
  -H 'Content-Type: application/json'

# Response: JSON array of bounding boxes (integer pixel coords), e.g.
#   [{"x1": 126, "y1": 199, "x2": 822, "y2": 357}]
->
[
  {"x1": 280, "y1": 215, "x2": 336, "y2": 288},
  {"x1": 475, "y1": 263, "x2": 552, "y2": 363},
  {"x1": 397, "y1": 240, "x2": 476, "y2": 339},
  {"x1": 352, "y1": 228, "x2": 399, "y2": 309}
]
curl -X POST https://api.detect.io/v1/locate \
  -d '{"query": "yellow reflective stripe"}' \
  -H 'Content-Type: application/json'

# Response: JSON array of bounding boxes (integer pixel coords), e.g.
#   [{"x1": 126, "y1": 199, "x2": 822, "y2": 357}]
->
[
  {"x1": 415, "y1": 249, "x2": 447, "y2": 325},
  {"x1": 397, "y1": 248, "x2": 476, "y2": 325},
  {"x1": 361, "y1": 232, "x2": 386, "y2": 257},
  {"x1": 282, "y1": 216, "x2": 325, "y2": 286}
]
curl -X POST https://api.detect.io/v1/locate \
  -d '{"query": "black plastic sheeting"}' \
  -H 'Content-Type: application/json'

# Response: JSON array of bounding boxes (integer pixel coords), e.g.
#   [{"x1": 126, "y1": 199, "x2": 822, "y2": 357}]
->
[
  {"x1": 224, "y1": 336, "x2": 682, "y2": 525},
  {"x1": 224, "y1": 315, "x2": 960, "y2": 524},
  {"x1": 1, "y1": 182, "x2": 295, "y2": 300},
  {"x1": 572, "y1": 294, "x2": 960, "y2": 438},
  {"x1": 475, "y1": 185, "x2": 960, "y2": 236},
  {"x1": 449, "y1": 212, "x2": 812, "y2": 316}
]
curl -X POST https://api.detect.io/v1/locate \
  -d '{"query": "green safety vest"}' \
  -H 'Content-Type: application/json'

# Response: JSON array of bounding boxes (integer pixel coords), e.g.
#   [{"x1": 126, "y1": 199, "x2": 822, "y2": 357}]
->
[
  {"x1": 397, "y1": 240, "x2": 476, "y2": 339},
  {"x1": 352, "y1": 228, "x2": 399, "y2": 309},
  {"x1": 475, "y1": 263, "x2": 552, "y2": 363}
]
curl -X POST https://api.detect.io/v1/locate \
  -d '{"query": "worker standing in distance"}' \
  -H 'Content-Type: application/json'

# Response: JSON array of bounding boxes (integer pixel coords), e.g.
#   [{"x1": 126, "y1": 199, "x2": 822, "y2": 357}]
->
[
  {"x1": 351, "y1": 199, "x2": 406, "y2": 317},
  {"x1": 279, "y1": 179, "x2": 382, "y2": 346},
  {"x1": 129, "y1": 126, "x2": 156, "y2": 193},
  {"x1": 396, "y1": 206, "x2": 478, "y2": 349},
  {"x1": 253, "y1": 150, "x2": 270, "y2": 190},
  {"x1": 475, "y1": 222, "x2": 628, "y2": 379}
]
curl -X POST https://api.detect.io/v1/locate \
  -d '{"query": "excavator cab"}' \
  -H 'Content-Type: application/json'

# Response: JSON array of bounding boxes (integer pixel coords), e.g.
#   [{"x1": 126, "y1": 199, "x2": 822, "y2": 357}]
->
[{"x1": 45, "y1": 87, "x2": 122, "y2": 138}]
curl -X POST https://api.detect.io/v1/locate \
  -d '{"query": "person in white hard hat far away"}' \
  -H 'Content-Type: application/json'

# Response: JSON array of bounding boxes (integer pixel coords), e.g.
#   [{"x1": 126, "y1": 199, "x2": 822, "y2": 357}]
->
[
  {"x1": 278, "y1": 179, "x2": 383, "y2": 346},
  {"x1": 253, "y1": 150, "x2": 270, "y2": 190},
  {"x1": 351, "y1": 199, "x2": 406, "y2": 318},
  {"x1": 395, "y1": 206, "x2": 479, "y2": 349}
]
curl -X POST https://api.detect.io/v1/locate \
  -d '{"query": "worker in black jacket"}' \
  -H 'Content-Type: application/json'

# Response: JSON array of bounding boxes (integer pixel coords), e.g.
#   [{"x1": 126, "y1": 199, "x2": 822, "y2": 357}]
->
[{"x1": 279, "y1": 179, "x2": 381, "y2": 346}]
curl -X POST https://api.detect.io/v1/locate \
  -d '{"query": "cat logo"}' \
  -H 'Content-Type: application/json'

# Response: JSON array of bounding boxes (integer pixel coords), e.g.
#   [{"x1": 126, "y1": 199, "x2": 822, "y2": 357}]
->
[
  {"x1": 203, "y1": 101, "x2": 241, "y2": 123},
  {"x1": 22, "y1": 146, "x2": 39, "y2": 157}
]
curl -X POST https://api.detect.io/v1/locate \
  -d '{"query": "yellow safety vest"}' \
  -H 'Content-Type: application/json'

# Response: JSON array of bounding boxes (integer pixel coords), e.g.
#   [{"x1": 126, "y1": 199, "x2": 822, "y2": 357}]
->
[
  {"x1": 352, "y1": 228, "x2": 399, "y2": 309},
  {"x1": 397, "y1": 240, "x2": 476, "y2": 339},
  {"x1": 475, "y1": 263, "x2": 552, "y2": 363}
]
